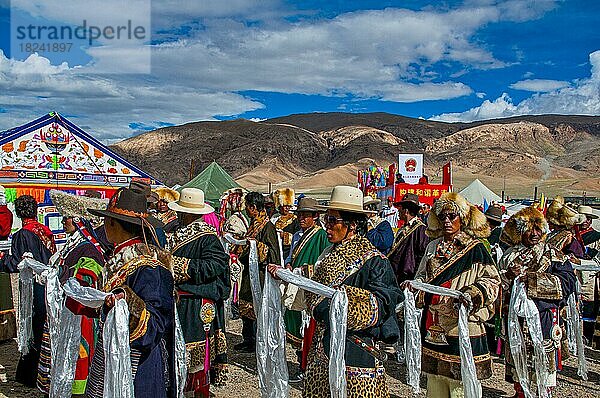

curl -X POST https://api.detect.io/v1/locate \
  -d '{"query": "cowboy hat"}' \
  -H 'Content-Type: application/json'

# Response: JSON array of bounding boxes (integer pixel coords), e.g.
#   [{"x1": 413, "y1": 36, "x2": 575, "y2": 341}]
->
[
  {"x1": 88, "y1": 187, "x2": 164, "y2": 228},
  {"x1": 129, "y1": 180, "x2": 158, "y2": 204},
  {"x1": 395, "y1": 193, "x2": 421, "y2": 212},
  {"x1": 293, "y1": 197, "x2": 322, "y2": 213},
  {"x1": 168, "y1": 188, "x2": 215, "y2": 215},
  {"x1": 318, "y1": 186, "x2": 375, "y2": 214},
  {"x1": 578, "y1": 205, "x2": 598, "y2": 220},
  {"x1": 484, "y1": 205, "x2": 504, "y2": 223}
]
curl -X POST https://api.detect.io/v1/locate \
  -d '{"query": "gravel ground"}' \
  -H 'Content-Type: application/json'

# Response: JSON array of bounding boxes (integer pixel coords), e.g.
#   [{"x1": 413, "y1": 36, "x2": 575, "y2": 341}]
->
[
  {"x1": 2, "y1": 318, "x2": 598, "y2": 397},
  {"x1": 2, "y1": 275, "x2": 599, "y2": 398}
]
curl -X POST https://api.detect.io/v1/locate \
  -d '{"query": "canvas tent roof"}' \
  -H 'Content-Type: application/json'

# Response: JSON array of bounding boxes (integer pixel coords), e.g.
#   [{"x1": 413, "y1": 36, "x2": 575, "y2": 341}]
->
[
  {"x1": 181, "y1": 161, "x2": 240, "y2": 206},
  {"x1": 0, "y1": 112, "x2": 160, "y2": 188},
  {"x1": 459, "y1": 179, "x2": 502, "y2": 206}
]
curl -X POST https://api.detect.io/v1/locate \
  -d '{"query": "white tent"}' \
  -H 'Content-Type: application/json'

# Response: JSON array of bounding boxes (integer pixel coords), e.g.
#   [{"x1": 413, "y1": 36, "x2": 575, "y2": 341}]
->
[{"x1": 459, "y1": 179, "x2": 502, "y2": 206}]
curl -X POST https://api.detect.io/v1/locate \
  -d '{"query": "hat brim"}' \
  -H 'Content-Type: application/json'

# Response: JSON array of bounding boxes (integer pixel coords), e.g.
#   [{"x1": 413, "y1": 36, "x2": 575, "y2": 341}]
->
[
  {"x1": 168, "y1": 201, "x2": 215, "y2": 215},
  {"x1": 88, "y1": 208, "x2": 165, "y2": 228},
  {"x1": 485, "y1": 214, "x2": 503, "y2": 223},
  {"x1": 396, "y1": 200, "x2": 421, "y2": 210},
  {"x1": 316, "y1": 204, "x2": 376, "y2": 215},
  {"x1": 363, "y1": 199, "x2": 381, "y2": 207},
  {"x1": 582, "y1": 213, "x2": 599, "y2": 220},
  {"x1": 293, "y1": 207, "x2": 323, "y2": 213}
]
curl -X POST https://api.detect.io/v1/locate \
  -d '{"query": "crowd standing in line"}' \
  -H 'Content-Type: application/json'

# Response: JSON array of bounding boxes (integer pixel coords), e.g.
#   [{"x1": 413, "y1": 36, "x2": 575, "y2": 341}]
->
[{"x1": 0, "y1": 181, "x2": 599, "y2": 398}]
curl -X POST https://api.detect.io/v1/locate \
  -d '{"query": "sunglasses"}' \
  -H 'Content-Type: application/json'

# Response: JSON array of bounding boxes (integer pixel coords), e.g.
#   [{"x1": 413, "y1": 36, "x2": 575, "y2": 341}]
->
[
  {"x1": 324, "y1": 216, "x2": 344, "y2": 225},
  {"x1": 439, "y1": 213, "x2": 459, "y2": 221}
]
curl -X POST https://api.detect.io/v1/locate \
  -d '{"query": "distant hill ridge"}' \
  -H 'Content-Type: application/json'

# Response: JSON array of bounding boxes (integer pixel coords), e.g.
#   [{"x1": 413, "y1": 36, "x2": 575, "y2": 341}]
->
[{"x1": 110, "y1": 112, "x2": 600, "y2": 196}]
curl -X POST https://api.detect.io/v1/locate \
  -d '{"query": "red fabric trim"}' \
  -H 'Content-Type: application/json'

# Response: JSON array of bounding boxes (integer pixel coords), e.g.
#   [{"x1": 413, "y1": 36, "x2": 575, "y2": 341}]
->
[
  {"x1": 113, "y1": 237, "x2": 143, "y2": 254},
  {"x1": 22, "y1": 218, "x2": 56, "y2": 254}
]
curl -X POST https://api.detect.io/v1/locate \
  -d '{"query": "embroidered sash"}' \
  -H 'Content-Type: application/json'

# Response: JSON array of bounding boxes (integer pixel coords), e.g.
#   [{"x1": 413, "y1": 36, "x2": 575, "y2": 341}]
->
[
  {"x1": 388, "y1": 218, "x2": 425, "y2": 256},
  {"x1": 167, "y1": 221, "x2": 217, "y2": 253},
  {"x1": 290, "y1": 226, "x2": 321, "y2": 264}
]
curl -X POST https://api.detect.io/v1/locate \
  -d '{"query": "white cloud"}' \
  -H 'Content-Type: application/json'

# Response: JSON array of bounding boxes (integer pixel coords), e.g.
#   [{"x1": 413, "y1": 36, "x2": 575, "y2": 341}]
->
[
  {"x1": 1, "y1": 1, "x2": 564, "y2": 137},
  {"x1": 0, "y1": 51, "x2": 264, "y2": 139},
  {"x1": 431, "y1": 50, "x2": 600, "y2": 122},
  {"x1": 146, "y1": 6, "x2": 514, "y2": 103},
  {"x1": 509, "y1": 79, "x2": 570, "y2": 92},
  {"x1": 431, "y1": 93, "x2": 520, "y2": 122}
]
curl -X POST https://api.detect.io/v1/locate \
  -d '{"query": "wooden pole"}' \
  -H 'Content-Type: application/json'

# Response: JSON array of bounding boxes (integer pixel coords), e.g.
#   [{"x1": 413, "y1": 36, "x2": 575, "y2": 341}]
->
[
  {"x1": 533, "y1": 186, "x2": 538, "y2": 202},
  {"x1": 189, "y1": 159, "x2": 195, "y2": 181}
]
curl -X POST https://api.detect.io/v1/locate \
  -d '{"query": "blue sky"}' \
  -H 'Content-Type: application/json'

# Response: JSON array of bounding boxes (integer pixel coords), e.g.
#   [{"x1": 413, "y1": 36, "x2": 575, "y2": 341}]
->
[{"x1": 1, "y1": 0, "x2": 599, "y2": 140}]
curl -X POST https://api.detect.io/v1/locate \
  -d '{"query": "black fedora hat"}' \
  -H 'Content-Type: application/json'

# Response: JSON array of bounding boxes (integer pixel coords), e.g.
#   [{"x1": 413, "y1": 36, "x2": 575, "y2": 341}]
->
[
  {"x1": 484, "y1": 205, "x2": 504, "y2": 223},
  {"x1": 395, "y1": 193, "x2": 421, "y2": 212},
  {"x1": 129, "y1": 180, "x2": 158, "y2": 204},
  {"x1": 293, "y1": 197, "x2": 322, "y2": 213},
  {"x1": 88, "y1": 187, "x2": 164, "y2": 228}
]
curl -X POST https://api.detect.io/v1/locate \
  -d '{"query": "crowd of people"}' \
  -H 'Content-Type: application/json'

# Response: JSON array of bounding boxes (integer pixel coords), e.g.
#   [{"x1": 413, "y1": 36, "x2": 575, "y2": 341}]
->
[{"x1": 0, "y1": 182, "x2": 598, "y2": 398}]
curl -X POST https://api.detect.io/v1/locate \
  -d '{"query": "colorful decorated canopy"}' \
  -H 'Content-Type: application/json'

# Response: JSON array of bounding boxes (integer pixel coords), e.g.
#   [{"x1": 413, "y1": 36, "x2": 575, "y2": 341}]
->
[{"x1": 0, "y1": 112, "x2": 160, "y2": 201}]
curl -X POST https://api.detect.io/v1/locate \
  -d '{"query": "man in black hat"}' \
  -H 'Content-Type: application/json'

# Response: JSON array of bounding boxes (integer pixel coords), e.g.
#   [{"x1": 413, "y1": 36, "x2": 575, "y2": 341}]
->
[
  {"x1": 282, "y1": 197, "x2": 330, "y2": 382},
  {"x1": 85, "y1": 187, "x2": 177, "y2": 398},
  {"x1": 232, "y1": 192, "x2": 280, "y2": 352},
  {"x1": 484, "y1": 205, "x2": 504, "y2": 247},
  {"x1": 129, "y1": 180, "x2": 167, "y2": 248},
  {"x1": 387, "y1": 193, "x2": 429, "y2": 284}
]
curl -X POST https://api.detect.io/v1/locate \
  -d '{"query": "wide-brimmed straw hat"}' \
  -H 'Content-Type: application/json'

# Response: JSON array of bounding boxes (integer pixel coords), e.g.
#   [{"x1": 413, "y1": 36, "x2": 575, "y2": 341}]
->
[
  {"x1": 168, "y1": 188, "x2": 215, "y2": 215},
  {"x1": 88, "y1": 187, "x2": 164, "y2": 228},
  {"x1": 318, "y1": 186, "x2": 375, "y2": 214},
  {"x1": 578, "y1": 205, "x2": 598, "y2": 220},
  {"x1": 293, "y1": 197, "x2": 322, "y2": 213}
]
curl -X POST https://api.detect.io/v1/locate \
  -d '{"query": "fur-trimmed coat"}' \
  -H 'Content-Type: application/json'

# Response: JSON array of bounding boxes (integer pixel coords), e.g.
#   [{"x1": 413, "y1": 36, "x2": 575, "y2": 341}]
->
[
  {"x1": 86, "y1": 240, "x2": 176, "y2": 398},
  {"x1": 414, "y1": 232, "x2": 500, "y2": 381}
]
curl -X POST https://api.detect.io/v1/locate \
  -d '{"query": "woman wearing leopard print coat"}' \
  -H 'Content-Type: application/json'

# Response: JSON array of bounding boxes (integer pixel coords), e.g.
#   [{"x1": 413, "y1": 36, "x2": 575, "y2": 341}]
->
[{"x1": 294, "y1": 186, "x2": 401, "y2": 398}]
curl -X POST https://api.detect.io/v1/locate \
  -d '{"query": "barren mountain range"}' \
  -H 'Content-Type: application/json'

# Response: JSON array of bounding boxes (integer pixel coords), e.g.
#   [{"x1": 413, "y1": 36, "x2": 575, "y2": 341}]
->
[{"x1": 110, "y1": 113, "x2": 600, "y2": 198}]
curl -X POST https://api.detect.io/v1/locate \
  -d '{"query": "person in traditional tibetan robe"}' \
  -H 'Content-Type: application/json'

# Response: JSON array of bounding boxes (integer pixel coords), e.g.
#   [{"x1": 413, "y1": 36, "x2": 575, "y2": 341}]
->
[
  {"x1": 85, "y1": 187, "x2": 176, "y2": 398},
  {"x1": 0, "y1": 194, "x2": 56, "y2": 387},
  {"x1": 166, "y1": 188, "x2": 230, "y2": 398},
  {"x1": 0, "y1": 185, "x2": 15, "y2": 344},
  {"x1": 388, "y1": 193, "x2": 429, "y2": 285},
  {"x1": 364, "y1": 196, "x2": 394, "y2": 254},
  {"x1": 545, "y1": 196, "x2": 586, "y2": 259},
  {"x1": 154, "y1": 187, "x2": 180, "y2": 234},
  {"x1": 36, "y1": 190, "x2": 107, "y2": 396},
  {"x1": 407, "y1": 192, "x2": 500, "y2": 398},
  {"x1": 281, "y1": 197, "x2": 331, "y2": 381},
  {"x1": 576, "y1": 205, "x2": 600, "y2": 346},
  {"x1": 273, "y1": 186, "x2": 400, "y2": 398},
  {"x1": 498, "y1": 206, "x2": 576, "y2": 398},
  {"x1": 270, "y1": 188, "x2": 300, "y2": 260},
  {"x1": 234, "y1": 191, "x2": 280, "y2": 352}
]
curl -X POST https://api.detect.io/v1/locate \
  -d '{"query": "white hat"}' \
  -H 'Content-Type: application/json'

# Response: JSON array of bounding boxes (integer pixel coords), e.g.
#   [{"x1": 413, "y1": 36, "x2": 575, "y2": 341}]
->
[
  {"x1": 168, "y1": 188, "x2": 215, "y2": 215},
  {"x1": 578, "y1": 205, "x2": 598, "y2": 220},
  {"x1": 318, "y1": 186, "x2": 375, "y2": 214}
]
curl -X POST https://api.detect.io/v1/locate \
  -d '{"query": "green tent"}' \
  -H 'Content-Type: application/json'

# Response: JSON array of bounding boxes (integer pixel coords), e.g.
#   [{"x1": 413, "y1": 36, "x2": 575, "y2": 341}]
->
[{"x1": 180, "y1": 161, "x2": 241, "y2": 206}]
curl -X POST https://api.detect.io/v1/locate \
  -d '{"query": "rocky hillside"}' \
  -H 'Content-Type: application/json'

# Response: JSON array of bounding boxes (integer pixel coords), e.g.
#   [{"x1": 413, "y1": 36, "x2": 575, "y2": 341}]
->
[{"x1": 110, "y1": 113, "x2": 600, "y2": 196}]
